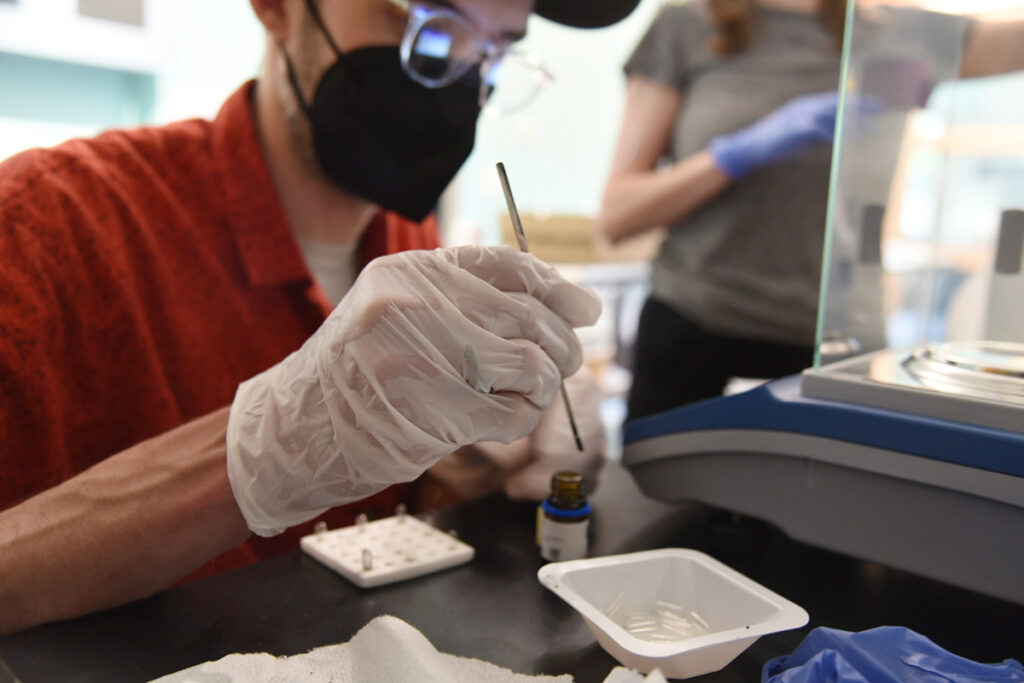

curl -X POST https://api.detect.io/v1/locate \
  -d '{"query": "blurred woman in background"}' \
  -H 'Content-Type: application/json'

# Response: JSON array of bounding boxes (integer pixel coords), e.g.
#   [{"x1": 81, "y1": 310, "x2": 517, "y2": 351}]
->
[{"x1": 597, "y1": 0, "x2": 846, "y2": 419}]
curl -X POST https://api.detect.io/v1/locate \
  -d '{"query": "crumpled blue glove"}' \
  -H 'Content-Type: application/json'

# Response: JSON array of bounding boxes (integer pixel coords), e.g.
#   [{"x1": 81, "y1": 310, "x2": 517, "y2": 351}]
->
[
  {"x1": 709, "y1": 91, "x2": 839, "y2": 180},
  {"x1": 762, "y1": 626, "x2": 1024, "y2": 683}
]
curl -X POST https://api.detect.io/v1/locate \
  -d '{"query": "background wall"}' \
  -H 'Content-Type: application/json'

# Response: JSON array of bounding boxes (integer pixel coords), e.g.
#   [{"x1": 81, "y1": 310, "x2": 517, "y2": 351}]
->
[{"x1": 0, "y1": 0, "x2": 263, "y2": 159}]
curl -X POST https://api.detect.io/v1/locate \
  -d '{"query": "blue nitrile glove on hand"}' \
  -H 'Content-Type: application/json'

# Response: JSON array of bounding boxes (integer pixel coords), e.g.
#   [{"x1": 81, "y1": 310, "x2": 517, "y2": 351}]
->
[
  {"x1": 762, "y1": 626, "x2": 1024, "y2": 683},
  {"x1": 709, "y1": 91, "x2": 840, "y2": 180}
]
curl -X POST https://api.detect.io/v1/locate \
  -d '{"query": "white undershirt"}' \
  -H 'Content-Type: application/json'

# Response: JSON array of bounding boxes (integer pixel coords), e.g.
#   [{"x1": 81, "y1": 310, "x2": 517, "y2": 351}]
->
[{"x1": 295, "y1": 235, "x2": 359, "y2": 308}]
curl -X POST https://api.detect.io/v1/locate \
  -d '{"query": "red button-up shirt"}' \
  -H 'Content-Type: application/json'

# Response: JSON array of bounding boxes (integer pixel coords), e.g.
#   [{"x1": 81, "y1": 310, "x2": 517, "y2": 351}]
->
[{"x1": 0, "y1": 81, "x2": 441, "y2": 576}]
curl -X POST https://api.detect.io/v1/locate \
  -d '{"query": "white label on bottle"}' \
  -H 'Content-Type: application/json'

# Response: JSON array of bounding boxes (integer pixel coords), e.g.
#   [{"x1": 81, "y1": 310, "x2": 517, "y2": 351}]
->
[{"x1": 540, "y1": 516, "x2": 589, "y2": 561}]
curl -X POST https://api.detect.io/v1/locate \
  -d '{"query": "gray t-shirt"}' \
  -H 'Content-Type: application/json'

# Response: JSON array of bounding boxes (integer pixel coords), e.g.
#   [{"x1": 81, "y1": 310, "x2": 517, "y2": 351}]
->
[
  {"x1": 626, "y1": 0, "x2": 842, "y2": 345},
  {"x1": 625, "y1": 1, "x2": 969, "y2": 346}
]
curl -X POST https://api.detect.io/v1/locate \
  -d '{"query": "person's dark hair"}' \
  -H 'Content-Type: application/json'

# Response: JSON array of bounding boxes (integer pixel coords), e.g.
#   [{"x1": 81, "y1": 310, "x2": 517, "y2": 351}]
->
[{"x1": 708, "y1": 0, "x2": 847, "y2": 55}]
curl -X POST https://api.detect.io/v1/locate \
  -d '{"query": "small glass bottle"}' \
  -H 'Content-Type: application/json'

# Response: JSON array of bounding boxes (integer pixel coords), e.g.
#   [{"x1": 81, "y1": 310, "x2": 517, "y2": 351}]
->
[{"x1": 538, "y1": 471, "x2": 592, "y2": 562}]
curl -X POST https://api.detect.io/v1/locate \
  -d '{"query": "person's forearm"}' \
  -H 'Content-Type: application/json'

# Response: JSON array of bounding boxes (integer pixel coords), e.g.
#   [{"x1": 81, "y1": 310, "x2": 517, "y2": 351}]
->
[
  {"x1": 596, "y1": 150, "x2": 731, "y2": 245},
  {"x1": 0, "y1": 406, "x2": 250, "y2": 635},
  {"x1": 959, "y1": 11, "x2": 1024, "y2": 79}
]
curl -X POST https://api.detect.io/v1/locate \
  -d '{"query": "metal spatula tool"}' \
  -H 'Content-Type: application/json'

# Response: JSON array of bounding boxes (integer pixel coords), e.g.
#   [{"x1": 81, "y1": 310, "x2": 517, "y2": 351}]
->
[{"x1": 495, "y1": 161, "x2": 585, "y2": 452}]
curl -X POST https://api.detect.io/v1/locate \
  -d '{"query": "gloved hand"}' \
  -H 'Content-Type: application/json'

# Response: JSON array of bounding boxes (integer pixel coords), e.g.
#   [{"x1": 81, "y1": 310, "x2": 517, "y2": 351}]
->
[
  {"x1": 425, "y1": 366, "x2": 607, "y2": 502},
  {"x1": 708, "y1": 91, "x2": 839, "y2": 180},
  {"x1": 226, "y1": 245, "x2": 602, "y2": 536}
]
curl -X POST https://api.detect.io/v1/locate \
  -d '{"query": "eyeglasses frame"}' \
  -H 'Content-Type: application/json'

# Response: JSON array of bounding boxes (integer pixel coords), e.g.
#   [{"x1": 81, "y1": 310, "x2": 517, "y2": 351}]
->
[{"x1": 389, "y1": 0, "x2": 553, "y2": 113}]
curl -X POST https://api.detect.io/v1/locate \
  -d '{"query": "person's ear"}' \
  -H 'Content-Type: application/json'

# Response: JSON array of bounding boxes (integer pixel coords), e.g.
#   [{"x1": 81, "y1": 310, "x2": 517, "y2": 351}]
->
[{"x1": 249, "y1": 0, "x2": 291, "y2": 42}]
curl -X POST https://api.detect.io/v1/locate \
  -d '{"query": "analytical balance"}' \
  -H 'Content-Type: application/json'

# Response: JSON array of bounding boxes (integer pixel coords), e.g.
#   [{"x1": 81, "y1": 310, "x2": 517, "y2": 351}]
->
[{"x1": 623, "y1": 0, "x2": 1024, "y2": 604}]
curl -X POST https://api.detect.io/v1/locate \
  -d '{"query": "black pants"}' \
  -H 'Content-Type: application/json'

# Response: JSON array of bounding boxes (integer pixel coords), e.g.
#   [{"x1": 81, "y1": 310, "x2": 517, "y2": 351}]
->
[{"x1": 627, "y1": 297, "x2": 814, "y2": 420}]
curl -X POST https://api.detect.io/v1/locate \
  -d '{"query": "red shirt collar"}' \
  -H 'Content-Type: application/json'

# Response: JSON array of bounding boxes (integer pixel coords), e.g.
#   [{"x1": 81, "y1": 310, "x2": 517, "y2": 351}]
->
[
  {"x1": 211, "y1": 81, "x2": 311, "y2": 287},
  {"x1": 210, "y1": 80, "x2": 440, "y2": 287}
]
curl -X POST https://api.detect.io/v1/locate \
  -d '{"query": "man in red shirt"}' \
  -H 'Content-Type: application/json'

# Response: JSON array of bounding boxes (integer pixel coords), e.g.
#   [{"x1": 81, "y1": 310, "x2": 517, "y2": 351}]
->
[{"x1": 0, "y1": 0, "x2": 638, "y2": 634}]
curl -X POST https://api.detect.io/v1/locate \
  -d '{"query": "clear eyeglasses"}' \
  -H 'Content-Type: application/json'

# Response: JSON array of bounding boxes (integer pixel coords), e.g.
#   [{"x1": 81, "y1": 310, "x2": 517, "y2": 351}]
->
[{"x1": 389, "y1": 0, "x2": 554, "y2": 116}]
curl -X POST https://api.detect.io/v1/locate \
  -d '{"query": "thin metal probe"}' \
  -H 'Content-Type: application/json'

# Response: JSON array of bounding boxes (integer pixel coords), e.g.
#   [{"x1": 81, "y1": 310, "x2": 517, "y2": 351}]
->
[{"x1": 495, "y1": 162, "x2": 585, "y2": 452}]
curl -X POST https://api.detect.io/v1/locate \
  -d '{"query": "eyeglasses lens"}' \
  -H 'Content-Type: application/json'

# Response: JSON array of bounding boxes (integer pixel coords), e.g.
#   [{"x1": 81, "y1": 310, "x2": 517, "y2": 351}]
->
[
  {"x1": 408, "y1": 13, "x2": 479, "y2": 86},
  {"x1": 482, "y1": 53, "x2": 552, "y2": 115}
]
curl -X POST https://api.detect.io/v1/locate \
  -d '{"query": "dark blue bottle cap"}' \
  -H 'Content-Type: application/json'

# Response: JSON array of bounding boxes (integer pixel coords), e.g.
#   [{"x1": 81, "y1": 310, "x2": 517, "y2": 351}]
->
[{"x1": 541, "y1": 499, "x2": 592, "y2": 519}]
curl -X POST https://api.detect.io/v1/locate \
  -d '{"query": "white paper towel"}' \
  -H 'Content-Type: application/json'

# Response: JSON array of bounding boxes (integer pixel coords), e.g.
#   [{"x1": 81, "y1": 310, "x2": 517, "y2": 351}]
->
[{"x1": 151, "y1": 615, "x2": 662, "y2": 683}]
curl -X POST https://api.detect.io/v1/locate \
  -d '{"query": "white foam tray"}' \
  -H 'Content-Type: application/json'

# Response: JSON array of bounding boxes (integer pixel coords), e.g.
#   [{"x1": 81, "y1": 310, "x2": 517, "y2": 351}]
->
[
  {"x1": 538, "y1": 548, "x2": 808, "y2": 678},
  {"x1": 301, "y1": 514, "x2": 474, "y2": 588}
]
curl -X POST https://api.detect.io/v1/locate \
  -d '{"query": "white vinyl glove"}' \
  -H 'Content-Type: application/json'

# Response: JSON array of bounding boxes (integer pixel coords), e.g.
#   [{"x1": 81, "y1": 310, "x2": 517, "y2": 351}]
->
[
  {"x1": 426, "y1": 366, "x2": 607, "y2": 502},
  {"x1": 226, "y1": 245, "x2": 601, "y2": 536}
]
